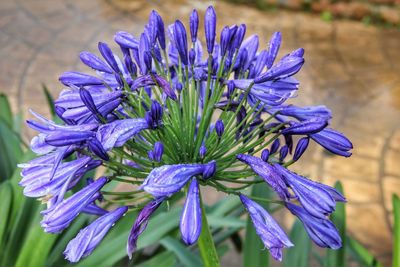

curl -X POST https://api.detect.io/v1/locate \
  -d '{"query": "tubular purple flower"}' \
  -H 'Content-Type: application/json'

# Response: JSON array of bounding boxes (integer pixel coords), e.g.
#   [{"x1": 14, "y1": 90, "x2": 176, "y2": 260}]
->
[
  {"x1": 276, "y1": 105, "x2": 332, "y2": 121},
  {"x1": 310, "y1": 128, "x2": 353, "y2": 157},
  {"x1": 274, "y1": 164, "x2": 344, "y2": 218},
  {"x1": 145, "y1": 100, "x2": 163, "y2": 129},
  {"x1": 96, "y1": 118, "x2": 150, "y2": 151},
  {"x1": 82, "y1": 203, "x2": 108, "y2": 216},
  {"x1": 220, "y1": 26, "x2": 231, "y2": 56},
  {"x1": 153, "y1": 11, "x2": 166, "y2": 49},
  {"x1": 293, "y1": 137, "x2": 309, "y2": 162},
  {"x1": 189, "y1": 48, "x2": 196, "y2": 65},
  {"x1": 59, "y1": 72, "x2": 103, "y2": 87},
  {"x1": 154, "y1": 75, "x2": 177, "y2": 100},
  {"x1": 88, "y1": 138, "x2": 109, "y2": 161},
  {"x1": 79, "y1": 51, "x2": 113, "y2": 73},
  {"x1": 41, "y1": 177, "x2": 107, "y2": 233},
  {"x1": 64, "y1": 206, "x2": 128, "y2": 262},
  {"x1": 261, "y1": 149, "x2": 270, "y2": 162},
  {"x1": 153, "y1": 142, "x2": 164, "y2": 162},
  {"x1": 236, "y1": 154, "x2": 290, "y2": 200},
  {"x1": 98, "y1": 42, "x2": 120, "y2": 73},
  {"x1": 204, "y1": 6, "x2": 216, "y2": 54},
  {"x1": 266, "y1": 32, "x2": 281, "y2": 69},
  {"x1": 199, "y1": 144, "x2": 207, "y2": 159},
  {"x1": 180, "y1": 179, "x2": 201, "y2": 245},
  {"x1": 232, "y1": 24, "x2": 246, "y2": 50},
  {"x1": 79, "y1": 88, "x2": 101, "y2": 121},
  {"x1": 240, "y1": 194, "x2": 293, "y2": 261},
  {"x1": 45, "y1": 130, "x2": 95, "y2": 147},
  {"x1": 279, "y1": 145, "x2": 289, "y2": 162},
  {"x1": 281, "y1": 118, "x2": 328, "y2": 135},
  {"x1": 240, "y1": 35, "x2": 259, "y2": 71},
  {"x1": 190, "y1": 9, "x2": 199, "y2": 43},
  {"x1": 254, "y1": 56, "x2": 304, "y2": 84},
  {"x1": 286, "y1": 203, "x2": 342, "y2": 249},
  {"x1": 139, "y1": 33, "x2": 150, "y2": 74},
  {"x1": 127, "y1": 198, "x2": 164, "y2": 258},
  {"x1": 114, "y1": 31, "x2": 139, "y2": 49},
  {"x1": 173, "y1": 20, "x2": 189, "y2": 65},
  {"x1": 215, "y1": 119, "x2": 224, "y2": 137},
  {"x1": 251, "y1": 50, "x2": 268, "y2": 78},
  {"x1": 270, "y1": 138, "x2": 280, "y2": 154},
  {"x1": 141, "y1": 161, "x2": 216, "y2": 198}
]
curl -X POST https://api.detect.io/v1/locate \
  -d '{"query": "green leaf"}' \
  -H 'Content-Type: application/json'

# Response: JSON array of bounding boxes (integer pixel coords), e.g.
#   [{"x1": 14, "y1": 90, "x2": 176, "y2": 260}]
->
[
  {"x1": 207, "y1": 214, "x2": 246, "y2": 228},
  {"x1": 0, "y1": 120, "x2": 23, "y2": 181},
  {"x1": 346, "y1": 236, "x2": 382, "y2": 267},
  {"x1": 160, "y1": 237, "x2": 202, "y2": 267},
  {"x1": 15, "y1": 206, "x2": 58, "y2": 267},
  {"x1": 0, "y1": 181, "x2": 13, "y2": 246},
  {"x1": 393, "y1": 194, "x2": 400, "y2": 267},
  {"x1": 243, "y1": 183, "x2": 270, "y2": 267},
  {"x1": 42, "y1": 84, "x2": 56, "y2": 117},
  {"x1": 136, "y1": 251, "x2": 176, "y2": 267},
  {"x1": 325, "y1": 181, "x2": 346, "y2": 267},
  {"x1": 0, "y1": 93, "x2": 13, "y2": 127},
  {"x1": 198, "y1": 197, "x2": 221, "y2": 267},
  {"x1": 283, "y1": 220, "x2": 310, "y2": 267}
]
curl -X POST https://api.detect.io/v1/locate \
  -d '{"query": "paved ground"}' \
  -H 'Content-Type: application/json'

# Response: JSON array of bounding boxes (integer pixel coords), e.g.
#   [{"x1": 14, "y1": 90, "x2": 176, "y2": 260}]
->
[{"x1": 1, "y1": 0, "x2": 399, "y2": 265}]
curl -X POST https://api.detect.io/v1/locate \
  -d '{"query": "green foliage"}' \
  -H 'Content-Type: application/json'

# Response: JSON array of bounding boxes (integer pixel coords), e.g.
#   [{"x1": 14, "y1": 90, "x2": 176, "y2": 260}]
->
[{"x1": 393, "y1": 194, "x2": 400, "y2": 267}]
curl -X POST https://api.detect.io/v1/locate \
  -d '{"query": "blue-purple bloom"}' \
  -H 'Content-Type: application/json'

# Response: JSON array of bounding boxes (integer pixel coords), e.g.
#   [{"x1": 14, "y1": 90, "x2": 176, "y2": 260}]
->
[
  {"x1": 180, "y1": 179, "x2": 201, "y2": 245},
  {"x1": 286, "y1": 203, "x2": 342, "y2": 249},
  {"x1": 64, "y1": 206, "x2": 128, "y2": 262},
  {"x1": 141, "y1": 161, "x2": 216, "y2": 198},
  {"x1": 20, "y1": 6, "x2": 352, "y2": 263},
  {"x1": 240, "y1": 194, "x2": 293, "y2": 261},
  {"x1": 41, "y1": 177, "x2": 107, "y2": 233},
  {"x1": 127, "y1": 198, "x2": 163, "y2": 258}
]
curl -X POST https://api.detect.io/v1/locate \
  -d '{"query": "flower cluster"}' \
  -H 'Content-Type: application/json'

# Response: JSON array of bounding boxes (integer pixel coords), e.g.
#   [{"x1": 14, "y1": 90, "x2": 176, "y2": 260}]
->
[{"x1": 19, "y1": 6, "x2": 352, "y2": 263}]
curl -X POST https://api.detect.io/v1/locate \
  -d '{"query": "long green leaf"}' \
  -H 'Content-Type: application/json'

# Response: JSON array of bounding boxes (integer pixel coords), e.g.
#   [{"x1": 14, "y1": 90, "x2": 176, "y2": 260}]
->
[
  {"x1": 283, "y1": 220, "x2": 311, "y2": 267},
  {"x1": 160, "y1": 237, "x2": 202, "y2": 267},
  {"x1": 346, "y1": 236, "x2": 382, "y2": 267},
  {"x1": 326, "y1": 181, "x2": 346, "y2": 267},
  {"x1": 0, "y1": 120, "x2": 23, "y2": 181},
  {"x1": 0, "y1": 93, "x2": 13, "y2": 127},
  {"x1": 136, "y1": 251, "x2": 176, "y2": 267},
  {"x1": 243, "y1": 183, "x2": 270, "y2": 267},
  {"x1": 0, "y1": 181, "x2": 13, "y2": 247},
  {"x1": 198, "y1": 197, "x2": 221, "y2": 267},
  {"x1": 15, "y1": 206, "x2": 58, "y2": 267},
  {"x1": 393, "y1": 194, "x2": 400, "y2": 267}
]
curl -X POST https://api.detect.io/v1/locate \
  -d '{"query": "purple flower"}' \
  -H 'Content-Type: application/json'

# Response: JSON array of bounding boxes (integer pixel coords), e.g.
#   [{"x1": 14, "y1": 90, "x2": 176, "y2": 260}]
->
[
  {"x1": 240, "y1": 194, "x2": 293, "y2": 261},
  {"x1": 98, "y1": 42, "x2": 120, "y2": 73},
  {"x1": 266, "y1": 32, "x2": 281, "y2": 69},
  {"x1": 79, "y1": 51, "x2": 113, "y2": 73},
  {"x1": 215, "y1": 119, "x2": 224, "y2": 137},
  {"x1": 261, "y1": 149, "x2": 270, "y2": 162},
  {"x1": 293, "y1": 137, "x2": 309, "y2": 162},
  {"x1": 282, "y1": 118, "x2": 328, "y2": 135},
  {"x1": 64, "y1": 206, "x2": 128, "y2": 262},
  {"x1": 88, "y1": 138, "x2": 109, "y2": 161},
  {"x1": 180, "y1": 179, "x2": 201, "y2": 245},
  {"x1": 96, "y1": 118, "x2": 150, "y2": 151},
  {"x1": 152, "y1": 142, "x2": 164, "y2": 162},
  {"x1": 231, "y1": 24, "x2": 246, "y2": 51},
  {"x1": 204, "y1": 6, "x2": 216, "y2": 54},
  {"x1": 145, "y1": 100, "x2": 164, "y2": 129},
  {"x1": 41, "y1": 177, "x2": 107, "y2": 233},
  {"x1": 275, "y1": 105, "x2": 332, "y2": 121},
  {"x1": 190, "y1": 9, "x2": 199, "y2": 43},
  {"x1": 310, "y1": 128, "x2": 353, "y2": 157},
  {"x1": 220, "y1": 26, "x2": 231, "y2": 56},
  {"x1": 236, "y1": 154, "x2": 290, "y2": 200},
  {"x1": 173, "y1": 20, "x2": 188, "y2": 65},
  {"x1": 127, "y1": 198, "x2": 163, "y2": 258},
  {"x1": 19, "y1": 156, "x2": 100, "y2": 198},
  {"x1": 279, "y1": 145, "x2": 289, "y2": 162},
  {"x1": 199, "y1": 144, "x2": 207, "y2": 159},
  {"x1": 286, "y1": 203, "x2": 342, "y2": 249},
  {"x1": 274, "y1": 164, "x2": 345, "y2": 218},
  {"x1": 141, "y1": 161, "x2": 216, "y2": 198},
  {"x1": 114, "y1": 31, "x2": 139, "y2": 49},
  {"x1": 270, "y1": 138, "x2": 280, "y2": 154},
  {"x1": 59, "y1": 72, "x2": 103, "y2": 87},
  {"x1": 254, "y1": 55, "x2": 304, "y2": 84}
]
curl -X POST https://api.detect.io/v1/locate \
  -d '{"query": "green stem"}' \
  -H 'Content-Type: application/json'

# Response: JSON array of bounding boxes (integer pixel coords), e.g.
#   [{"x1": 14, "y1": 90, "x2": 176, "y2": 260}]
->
[{"x1": 198, "y1": 196, "x2": 221, "y2": 267}]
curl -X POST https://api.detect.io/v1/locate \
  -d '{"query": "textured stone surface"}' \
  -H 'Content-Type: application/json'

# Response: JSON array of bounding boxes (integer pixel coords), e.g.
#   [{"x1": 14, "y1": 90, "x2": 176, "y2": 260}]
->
[{"x1": 1, "y1": 0, "x2": 400, "y2": 265}]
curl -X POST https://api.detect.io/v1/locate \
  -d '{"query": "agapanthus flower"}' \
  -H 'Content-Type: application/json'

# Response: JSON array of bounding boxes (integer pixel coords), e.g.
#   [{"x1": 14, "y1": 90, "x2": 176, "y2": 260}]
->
[{"x1": 20, "y1": 5, "x2": 352, "y2": 263}]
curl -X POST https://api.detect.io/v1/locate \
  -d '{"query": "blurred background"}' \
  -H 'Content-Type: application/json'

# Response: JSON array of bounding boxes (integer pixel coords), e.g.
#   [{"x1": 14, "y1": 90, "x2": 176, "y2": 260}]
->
[{"x1": 1, "y1": 0, "x2": 400, "y2": 266}]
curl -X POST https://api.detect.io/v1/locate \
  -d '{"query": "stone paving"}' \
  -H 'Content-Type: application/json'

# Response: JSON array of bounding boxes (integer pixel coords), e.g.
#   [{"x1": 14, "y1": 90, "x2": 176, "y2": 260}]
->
[{"x1": 1, "y1": 0, "x2": 400, "y2": 265}]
